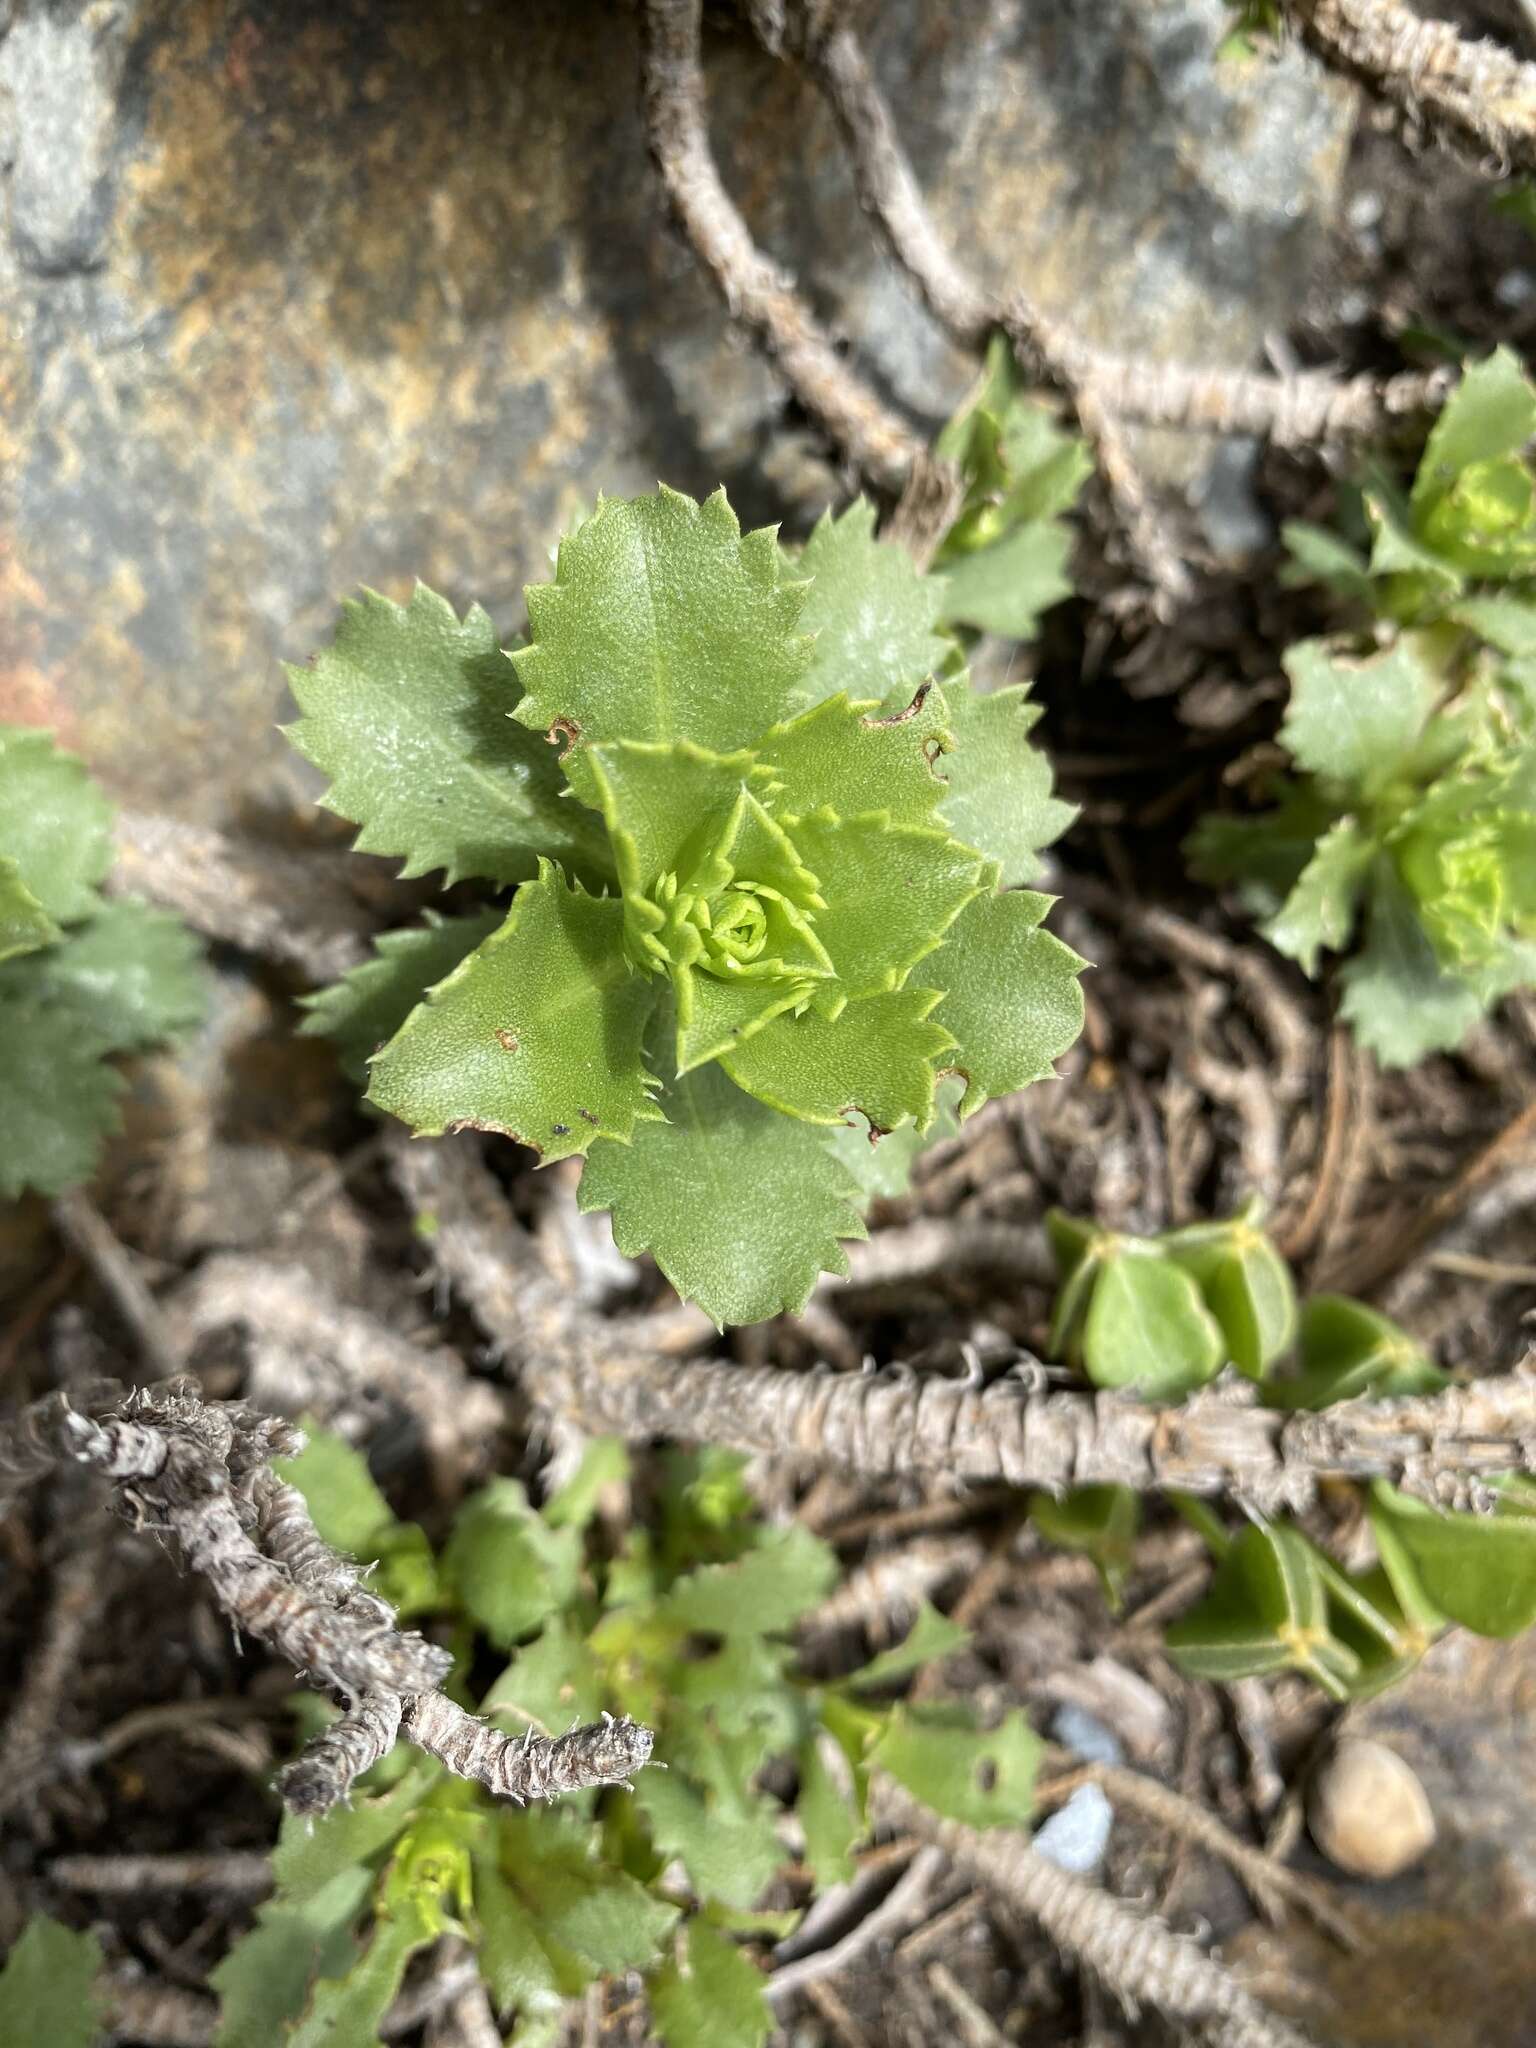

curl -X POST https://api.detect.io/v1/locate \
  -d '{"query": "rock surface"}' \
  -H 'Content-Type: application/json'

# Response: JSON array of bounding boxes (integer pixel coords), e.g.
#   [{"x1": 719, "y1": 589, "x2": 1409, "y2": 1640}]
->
[{"x1": 0, "y1": 0, "x2": 1350, "y2": 820}]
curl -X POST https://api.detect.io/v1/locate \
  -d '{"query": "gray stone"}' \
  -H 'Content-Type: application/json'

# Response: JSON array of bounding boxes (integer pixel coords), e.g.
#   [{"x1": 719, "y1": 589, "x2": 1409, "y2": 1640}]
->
[{"x1": 0, "y1": 0, "x2": 1351, "y2": 821}]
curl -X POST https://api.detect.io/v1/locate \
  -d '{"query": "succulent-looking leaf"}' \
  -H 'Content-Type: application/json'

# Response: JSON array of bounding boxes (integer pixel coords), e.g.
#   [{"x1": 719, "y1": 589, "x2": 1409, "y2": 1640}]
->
[
  {"x1": 1265, "y1": 815, "x2": 1373, "y2": 974},
  {"x1": 1158, "y1": 1199, "x2": 1297, "y2": 1378},
  {"x1": 0, "y1": 993, "x2": 124, "y2": 1198},
  {"x1": 0, "y1": 858, "x2": 61, "y2": 961},
  {"x1": 870, "y1": 1703, "x2": 1041, "y2": 1830},
  {"x1": 930, "y1": 888, "x2": 1086, "y2": 1118},
  {"x1": 824, "y1": 1072, "x2": 965, "y2": 1206},
  {"x1": 1079, "y1": 1250, "x2": 1226, "y2": 1398},
  {"x1": 1371, "y1": 1484, "x2": 1536, "y2": 1638},
  {"x1": 1029, "y1": 1486, "x2": 1141, "y2": 1610},
  {"x1": 580, "y1": 1060, "x2": 867, "y2": 1326},
  {"x1": 934, "y1": 681, "x2": 1076, "y2": 887},
  {"x1": 512, "y1": 488, "x2": 811, "y2": 798},
  {"x1": 0, "y1": 724, "x2": 114, "y2": 923},
  {"x1": 791, "y1": 497, "x2": 951, "y2": 710},
  {"x1": 1167, "y1": 1524, "x2": 1355, "y2": 1691},
  {"x1": 367, "y1": 865, "x2": 660, "y2": 1161},
  {"x1": 754, "y1": 689, "x2": 951, "y2": 827},
  {"x1": 1268, "y1": 1295, "x2": 1446, "y2": 1410},
  {"x1": 0, "y1": 1915, "x2": 104, "y2": 2048},
  {"x1": 299, "y1": 909, "x2": 502, "y2": 1082},
  {"x1": 3, "y1": 897, "x2": 206, "y2": 1054},
  {"x1": 1280, "y1": 639, "x2": 1441, "y2": 796},
  {"x1": 790, "y1": 811, "x2": 985, "y2": 1008},
  {"x1": 650, "y1": 1919, "x2": 771, "y2": 2048},
  {"x1": 286, "y1": 584, "x2": 605, "y2": 886},
  {"x1": 720, "y1": 986, "x2": 954, "y2": 1133}
]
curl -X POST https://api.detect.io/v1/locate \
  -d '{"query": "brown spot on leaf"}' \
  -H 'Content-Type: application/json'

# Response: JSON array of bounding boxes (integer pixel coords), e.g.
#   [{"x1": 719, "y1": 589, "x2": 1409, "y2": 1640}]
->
[
  {"x1": 547, "y1": 716, "x2": 581, "y2": 757},
  {"x1": 578, "y1": 1107, "x2": 599, "y2": 1124},
  {"x1": 862, "y1": 680, "x2": 932, "y2": 728},
  {"x1": 494, "y1": 1028, "x2": 520, "y2": 1052}
]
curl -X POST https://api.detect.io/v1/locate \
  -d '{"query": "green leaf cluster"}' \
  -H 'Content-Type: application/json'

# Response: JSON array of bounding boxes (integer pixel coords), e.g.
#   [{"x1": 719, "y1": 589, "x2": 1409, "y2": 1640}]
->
[
  {"x1": 222, "y1": 1432, "x2": 1040, "y2": 2047},
  {"x1": 0, "y1": 1915, "x2": 104, "y2": 2048},
  {"x1": 0, "y1": 726, "x2": 206, "y2": 1198},
  {"x1": 291, "y1": 486, "x2": 1084, "y2": 1324},
  {"x1": 932, "y1": 335, "x2": 1091, "y2": 640},
  {"x1": 1192, "y1": 351, "x2": 1536, "y2": 1065},
  {"x1": 1046, "y1": 1195, "x2": 1297, "y2": 1397}
]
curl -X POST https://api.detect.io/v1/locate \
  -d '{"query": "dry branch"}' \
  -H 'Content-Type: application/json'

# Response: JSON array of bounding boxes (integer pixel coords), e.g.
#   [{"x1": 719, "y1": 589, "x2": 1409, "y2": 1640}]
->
[
  {"x1": 1285, "y1": 0, "x2": 1536, "y2": 174},
  {"x1": 112, "y1": 808, "x2": 372, "y2": 982},
  {"x1": 782, "y1": 6, "x2": 1450, "y2": 451},
  {"x1": 391, "y1": 1134, "x2": 1536, "y2": 1514},
  {"x1": 640, "y1": 0, "x2": 922, "y2": 494},
  {"x1": 0, "y1": 1379, "x2": 653, "y2": 1816},
  {"x1": 884, "y1": 1782, "x2": 1316, "y2": 2048}
]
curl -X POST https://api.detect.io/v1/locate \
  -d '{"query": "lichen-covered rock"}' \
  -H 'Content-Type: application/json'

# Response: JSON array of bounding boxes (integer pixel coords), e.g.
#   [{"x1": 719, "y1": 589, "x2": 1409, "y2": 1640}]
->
[{"x1": 0, "y1": 0, "x2": 1349, "y2": 821}]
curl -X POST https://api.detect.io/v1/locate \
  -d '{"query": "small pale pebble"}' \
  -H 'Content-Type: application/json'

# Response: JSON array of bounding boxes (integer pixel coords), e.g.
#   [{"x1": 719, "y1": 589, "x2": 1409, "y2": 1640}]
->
[
  {"x1": 1307, "y1": 1737, "x2": 1436, "y2": 1880},
  {"x1": 1033, "y1": 1783, "x2": 1114, "y2": 1875}
]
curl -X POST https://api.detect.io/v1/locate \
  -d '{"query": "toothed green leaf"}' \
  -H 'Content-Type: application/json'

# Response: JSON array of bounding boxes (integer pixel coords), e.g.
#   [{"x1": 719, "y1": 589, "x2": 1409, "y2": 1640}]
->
[
  {"x1": 1412, "y1": 346, "x2": 1536, "y2": 517},
  {"x1": 1338, "y1": 867, "x2": 1491, "y2": 1065},
  {"x1": 512, "y1": 488, "x2": 810, "y2": 799},
  {"x1": 442, "y1": 1479, "x2": 582, "y2": 1650},
  {"x1": 934, "y1": 680, "x2": 1076, "y2": 886},
  {"x1": 937, "y1": 518, "x2": 1075, "y2": 638},
  {"x1": 0, "y1": 725, "x2": 114, "y2": 923},
  {"x1": 580, "y1": 1061, "x2": 866, "y2": 1325},
  {"x1": 870, "y1": 1702, "x2": 1041, "y2": 1829},
  {"x1": 1264, "y1": 815, "x2": 1373, "y2": 973},
  {"x1": 928, "y1": 888, "x2": 1085, "y2": 1118},
  {"x1": 791, "y1": 497, "x2": 950, "y2": 709},
  {"x1": 661, "y1": 1523, "x2": 839, "y2": 1636},
  {"x1": 286, "y1": 584, "x2": 605, "y2": 887},
  {"x1": 0, "y1": 859, "x2": 61, "y2": 962},
  {"x1": 0, "y1": 993, "x2": 123, "y2": 1197},
  {"x1": 754, "y1": 689, "x2": 950, "y2": 827},
  {"x1": 3, "y1": 897, "x2": 206, "y2": 1053},
  {"x1": 824, "y1": 1072, "x2": 965, "y2": 1206},
  {"x1": 299, "y1": 909, "x2": 502, "y2": 1082},
  {"x1": 650, "y1": 1919, "x2": 771, "y2": 2048},
  {"x1": 1280, "y1": 639, "x2": 1441, "y2": 795},
  {"x1": 0, "y1": 1916, "x2": 104, "y2": 2048},
  {"x1": 211, "y1": 1867, "x2": 374, "y2": 2048},
  {"x1": 790, "y1": 812, "x2": 984, "y2": 1003},
  {"x1": 367, "y1": 865, "x2": 660, "y2": 1161},
  {"x1": 720, "y1": 986, "x2": 953, "y2": 1132}
]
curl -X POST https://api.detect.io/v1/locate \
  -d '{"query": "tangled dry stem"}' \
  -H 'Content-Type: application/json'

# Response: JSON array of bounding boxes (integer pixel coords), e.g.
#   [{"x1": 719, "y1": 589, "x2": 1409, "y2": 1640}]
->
[
  {"x1": 1285, "y1": 0, "x2": 1536, "y2": 174},
  {"x1": 0, "y1": 1378, "x2": 654, "y2": 1819},
  {"x1": 388, "y1": 1133, "x2": 1536, "y2": 1516},
  {"x1": 640, "y1": 0, "x2": 922, "y2": 495}
]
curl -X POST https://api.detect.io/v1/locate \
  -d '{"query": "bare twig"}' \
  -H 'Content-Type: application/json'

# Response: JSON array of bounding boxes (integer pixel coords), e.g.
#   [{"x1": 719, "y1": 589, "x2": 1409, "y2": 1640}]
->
[
  {"x1": 883, "y1": 1783, "x2": 1316, "y2": 2048},
  {"x1": 52, "y1": 1190, "x2": 184, "y2": 1382},
  {"x1": 51, "y1": 1851, "x2": 274, "y2": 1898},
  {"x1": 784, "y1": 6, "x2": 1452, "y2": 451},
  {"x1": 277, "y1": 1691, "x2": 403, "y2": 1816},
  {"x1": 0, "y1": 1515, "x2": 117, "y2": 1820},
  {"x1": 169, "y1": 1253, "x2": 506, "y2": 1489},
  {"x1": 104, "y1": 1979, "x2": 218, "y2": 2048},
  {"x1": 640, "y1": 0, "x2": 921, "y2": 495},
  {"x1": 1036, "y1": 1756, "x2": 1355, "y2": 1943},
  {"x1": 111, "y1": 808, "x2": 372, "y2": 982},
  {"x1": 1284, "y1": 0, "x2": 1536, "y2": 174},
  {"x1": 391, "y1": 1133, "x2": 1536, "y2": 1513},
  {"x1": 766, "y1": 1844, "x2": 948, "y2": 2004},
  {"x1": 402, "y1": 1692, "x2": 654, "y2": 1803}
]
